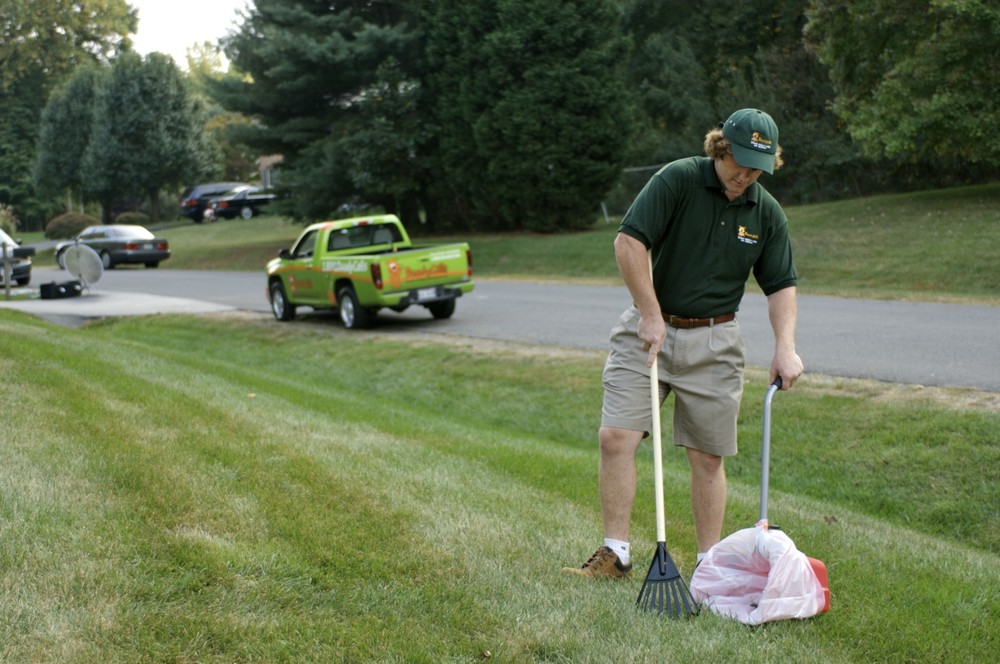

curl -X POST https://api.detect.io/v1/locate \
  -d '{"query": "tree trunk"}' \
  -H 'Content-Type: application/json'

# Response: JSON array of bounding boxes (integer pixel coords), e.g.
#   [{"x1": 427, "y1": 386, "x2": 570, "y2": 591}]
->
[{"x1": 148, "y1": 187, "x2": 160, "y2": 223}]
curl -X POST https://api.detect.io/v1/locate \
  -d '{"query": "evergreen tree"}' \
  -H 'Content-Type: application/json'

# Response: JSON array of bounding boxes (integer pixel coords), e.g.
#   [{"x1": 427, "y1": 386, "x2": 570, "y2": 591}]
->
[
  {"x1": 422, "y1": 0, "x2": 629, "y2": 231},
  {"x1": 215, "y1": 1, "x2": 416, "y2": 220}
]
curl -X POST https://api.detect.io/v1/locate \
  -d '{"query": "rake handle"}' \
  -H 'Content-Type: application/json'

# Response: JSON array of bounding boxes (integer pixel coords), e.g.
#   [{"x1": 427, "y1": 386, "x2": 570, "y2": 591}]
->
[
  {"x1": 651, "y1": 355, "x2": 665, "y2": 543},
  {"x1": 647, "y1": 251, "x2": 666, "y2": 543}
]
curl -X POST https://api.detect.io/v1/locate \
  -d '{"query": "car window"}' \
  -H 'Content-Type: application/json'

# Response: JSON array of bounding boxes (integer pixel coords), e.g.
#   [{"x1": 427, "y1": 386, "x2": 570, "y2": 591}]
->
[
  {"x1": 292, "y1": 229, "x2": 319, "y2": 259},
  {"x1": 116, "y1": 226, "x2": 154, "y2": 239},
  {"x1": 213, "y1": 185, "x2": 250, "y2": 197}
]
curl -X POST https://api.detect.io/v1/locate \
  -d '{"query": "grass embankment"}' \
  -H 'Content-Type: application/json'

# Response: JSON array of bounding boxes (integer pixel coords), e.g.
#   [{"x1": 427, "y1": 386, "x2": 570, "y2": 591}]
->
[
  {"x1": 1, "y1": 311, "x2": 997, "y2": 662},
  {"x1": 466, "y1": 182, "x2": 1000, "y2": 304}
]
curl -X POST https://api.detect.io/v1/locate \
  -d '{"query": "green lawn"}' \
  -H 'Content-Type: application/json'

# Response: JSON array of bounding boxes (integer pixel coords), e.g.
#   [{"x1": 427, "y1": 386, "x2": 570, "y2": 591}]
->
[
  {"x1": 5, "y1": 183, "x2": 998, "y2": 660},
  {"x1": 1, "y1": 311, "x2": 996, "y2": 662}
]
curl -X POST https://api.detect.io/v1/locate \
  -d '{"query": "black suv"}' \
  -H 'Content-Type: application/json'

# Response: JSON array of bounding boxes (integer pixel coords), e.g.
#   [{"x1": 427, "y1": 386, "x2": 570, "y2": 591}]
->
[
  {"x1": 208, "y1": 186, "x2": 278, "y2": 219},
  {"x1": 179, "y1": 182, "x2": 251, "y2": 222}
]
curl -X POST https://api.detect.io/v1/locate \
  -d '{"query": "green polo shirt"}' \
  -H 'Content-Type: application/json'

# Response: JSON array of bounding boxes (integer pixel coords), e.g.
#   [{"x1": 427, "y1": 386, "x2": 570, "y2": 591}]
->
[{"x1": 619, "y1": 156, "x2": 797, "y2": 317}]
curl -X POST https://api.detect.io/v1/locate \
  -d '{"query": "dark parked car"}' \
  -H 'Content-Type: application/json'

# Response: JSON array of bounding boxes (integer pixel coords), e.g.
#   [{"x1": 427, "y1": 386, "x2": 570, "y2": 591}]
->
[
  {"x1": 179, "y1": 182, "x2": 250, "y2": 222},
  {"x1": 0, "y1": 228, "x2": 33, "y2": 286},
  {"x1": 208, "y1": 186, "x2": 277, "y2": 219},
  {"x1": 55, "y1": 225, "x2": 170, "y2": 270}
]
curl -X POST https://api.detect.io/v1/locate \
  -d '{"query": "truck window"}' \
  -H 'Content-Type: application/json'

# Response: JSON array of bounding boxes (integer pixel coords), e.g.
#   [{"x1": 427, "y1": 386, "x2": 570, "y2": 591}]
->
[
  {"x1": 292, "y1": 229, "x2": 319, "y2": 258},
  {"x1": 327, "y1": 224, "x2": 402, "y2": 251}
]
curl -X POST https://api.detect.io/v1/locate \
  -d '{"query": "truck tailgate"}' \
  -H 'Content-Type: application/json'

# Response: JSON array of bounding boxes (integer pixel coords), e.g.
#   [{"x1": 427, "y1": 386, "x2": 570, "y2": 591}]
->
[{"x1": 378, "y1": 244, "x2": 470, "y2": 292}]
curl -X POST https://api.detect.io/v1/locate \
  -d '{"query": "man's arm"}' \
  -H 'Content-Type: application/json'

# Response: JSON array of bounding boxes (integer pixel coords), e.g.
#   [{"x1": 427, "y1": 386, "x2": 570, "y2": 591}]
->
[
  {"x1": 614, "y1": 232, "x2": 666, "y2": 367},
  {"x1": 766, "y1": 286, "x2": 804, "y2": 389}
]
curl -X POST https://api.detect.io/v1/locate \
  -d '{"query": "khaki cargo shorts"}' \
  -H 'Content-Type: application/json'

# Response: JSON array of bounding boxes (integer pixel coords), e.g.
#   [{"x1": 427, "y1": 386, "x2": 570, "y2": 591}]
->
[{"x1": 601, "y1": 306, "x2": 746, "y2": 457}]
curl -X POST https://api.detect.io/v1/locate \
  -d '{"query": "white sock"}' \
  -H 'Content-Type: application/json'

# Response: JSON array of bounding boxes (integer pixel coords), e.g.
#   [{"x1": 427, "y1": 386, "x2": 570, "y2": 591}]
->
[
  {"x1": 604, "y1": 538, "x2": 630, "y2": 566},
  {"x1": 696, "y1": 552, "x2": 707, "y2": 565}
]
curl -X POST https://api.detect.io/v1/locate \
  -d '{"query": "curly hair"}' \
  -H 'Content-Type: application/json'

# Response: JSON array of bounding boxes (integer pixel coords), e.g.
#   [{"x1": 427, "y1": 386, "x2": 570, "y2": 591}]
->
[{"x1": 703, "y1": 128, "x2": 784, "y2": 171}]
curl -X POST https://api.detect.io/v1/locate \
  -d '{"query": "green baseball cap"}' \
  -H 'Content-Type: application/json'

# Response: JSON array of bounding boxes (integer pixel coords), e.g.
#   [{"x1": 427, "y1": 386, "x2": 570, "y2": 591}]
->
[{"x1": 721, "y1": 108, "x2": 779, "y2": 174}]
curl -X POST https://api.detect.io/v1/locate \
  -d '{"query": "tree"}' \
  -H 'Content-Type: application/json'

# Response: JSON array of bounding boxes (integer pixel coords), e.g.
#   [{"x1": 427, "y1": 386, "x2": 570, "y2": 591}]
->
[
  {"x1": 0, "y1": 71, "x2": 51, "y2": 225},
  {"x1": 805, "y1": 0, "x2": 1000, "y2": 170},
  {"x1": 619, "y1": 0, "x2": 870, "y2": 204},
  {"x1": 215, "y1": 1, "x2": 417, "y2": 220},
  {"x1": 0, "y1": 0, "x2": 135, "y2": 89},
  {"x1": 35, "y1": 65, "x2": 104, "y2": 212},
  {"x1": 328, "y1": 57, "x2": 430, "y2": 223},
  {"x1": 83, "y1": 53, "x2": 211, "y2": 222},
  {"x1": 0, "y1": 0, "x2": 136, "y2": 229},
  {"x1": 186, "y1": 43, "x2": 259, "y2": 183},
  {"x1": 620, "y1": 0, "x2": 715, "y2": 165},
  {"x1": 422, "y1": 0, "x2": 630, "y2": 231}
]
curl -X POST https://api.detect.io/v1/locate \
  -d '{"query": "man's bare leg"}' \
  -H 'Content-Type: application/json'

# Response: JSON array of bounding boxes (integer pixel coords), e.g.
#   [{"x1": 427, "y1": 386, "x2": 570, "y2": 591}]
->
[
  {"x1": 599, "y1": 426, "x2": 644, "y2": 541},
  {"x1": 686, "y1": 447, "x2": 726, "y2": 553}
]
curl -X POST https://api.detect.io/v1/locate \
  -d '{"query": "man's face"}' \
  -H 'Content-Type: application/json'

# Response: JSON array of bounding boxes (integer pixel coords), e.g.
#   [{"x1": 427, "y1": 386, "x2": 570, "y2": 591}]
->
[{"x1": 715, "y1": 152, "x2": 763, "y2": 199}]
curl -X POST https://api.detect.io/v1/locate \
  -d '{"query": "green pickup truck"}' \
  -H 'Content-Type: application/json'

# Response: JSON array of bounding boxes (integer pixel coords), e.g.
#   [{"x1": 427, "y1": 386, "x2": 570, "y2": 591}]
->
[{"x1": 266, "y1": 214, "x2": 474, "y2": 328}]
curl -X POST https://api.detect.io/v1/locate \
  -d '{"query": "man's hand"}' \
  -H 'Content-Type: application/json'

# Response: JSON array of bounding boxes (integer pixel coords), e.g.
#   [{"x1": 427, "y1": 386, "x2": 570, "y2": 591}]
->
[
  {"x1": 770, "y1": 347, "x2": 804, "y2": 390},
  {"x1": 638, "y1": 312, "x2": 667, "y2": 368}
]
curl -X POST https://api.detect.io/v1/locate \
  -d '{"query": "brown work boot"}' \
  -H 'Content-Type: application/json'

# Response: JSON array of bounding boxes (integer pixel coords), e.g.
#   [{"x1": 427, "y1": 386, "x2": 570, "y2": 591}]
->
[{"x1": 561, "y1": 546, "x2": 633, "y2": 579}]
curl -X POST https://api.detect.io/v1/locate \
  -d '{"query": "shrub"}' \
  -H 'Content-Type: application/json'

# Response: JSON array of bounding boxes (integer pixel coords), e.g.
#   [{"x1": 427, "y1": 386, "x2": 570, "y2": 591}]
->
[
  {"x1": 0, "y1": 204, "x2": 18, "y2": 235},
  {"x1": 115, "y1": 211, "x2": 150, "y2": 226},
  {"x1": 45, "y1": 212, "x2": 101, "y2": 240}
]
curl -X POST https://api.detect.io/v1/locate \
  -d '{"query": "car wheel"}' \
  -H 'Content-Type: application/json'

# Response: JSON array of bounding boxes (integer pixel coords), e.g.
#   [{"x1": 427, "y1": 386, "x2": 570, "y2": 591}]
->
[
  {"x1": 269, "y1": 281, "x2": 296, "y2": 321},
  {"x1": 100, "y1": 251, "x2": 114, "y2": 269},
  {"x1": 337, "y1": 286, "x2": 372, "y2": 329},
  {"x1": 145, "y1": 262, "x2": 159, "y2": 268},
  {"x1": 427, "y1": 298, "x2": 456, "y2": 320},
  {"x1": 15, "y1": 276, "x2": 30, "y2": 287},
  {"x1": 241, "y1": 206, "x2": 254, "y2": 220}
]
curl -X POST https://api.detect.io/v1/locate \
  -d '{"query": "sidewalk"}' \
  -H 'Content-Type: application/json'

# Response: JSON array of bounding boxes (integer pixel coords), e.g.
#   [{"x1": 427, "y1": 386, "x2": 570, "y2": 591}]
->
[{"x1": 0, "y1": 287, "x2": 235, "y2": 327}]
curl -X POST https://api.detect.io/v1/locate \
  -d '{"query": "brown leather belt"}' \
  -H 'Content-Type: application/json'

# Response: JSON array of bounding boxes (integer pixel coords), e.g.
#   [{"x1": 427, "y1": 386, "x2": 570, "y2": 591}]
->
[{"x1": 662, "y1": 312, "x2": 736, "y2": 329}]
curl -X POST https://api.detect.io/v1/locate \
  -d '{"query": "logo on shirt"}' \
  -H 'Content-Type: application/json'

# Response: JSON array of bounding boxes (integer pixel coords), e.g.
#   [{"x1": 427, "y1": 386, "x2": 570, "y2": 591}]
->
[{"x1": 737, "y1": 226, "x2": 759, "y2": 245}]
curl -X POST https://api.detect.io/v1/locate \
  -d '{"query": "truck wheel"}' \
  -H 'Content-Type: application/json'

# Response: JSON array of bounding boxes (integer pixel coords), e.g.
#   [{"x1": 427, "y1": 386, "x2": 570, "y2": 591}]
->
[
  {"x1": 337, "y1": 286, "x2": 372, "y2": 329},
  {"x1": 269, "y1": 281, "x2": 296, "y2": 321},
  {"x1": 428, "y1": 298, "x2": 456, "y2": 320}
]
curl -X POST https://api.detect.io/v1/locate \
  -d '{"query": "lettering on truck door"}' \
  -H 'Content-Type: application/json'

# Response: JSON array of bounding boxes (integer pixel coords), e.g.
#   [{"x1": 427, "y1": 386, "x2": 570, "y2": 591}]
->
[{"x1": 286, "y1": 228, "x2": 322, "y2": 302}]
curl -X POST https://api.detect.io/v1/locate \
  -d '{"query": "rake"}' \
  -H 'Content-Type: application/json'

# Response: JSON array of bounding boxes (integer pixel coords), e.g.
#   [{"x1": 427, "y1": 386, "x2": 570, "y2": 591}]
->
[{"x1": 636, "y1": 326, "x2": 699, "y2": 618}]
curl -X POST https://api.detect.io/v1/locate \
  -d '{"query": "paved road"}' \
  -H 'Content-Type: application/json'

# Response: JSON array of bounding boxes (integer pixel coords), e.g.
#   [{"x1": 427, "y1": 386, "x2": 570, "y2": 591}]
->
[{"x1": 4, "y1": 267, "x2": 999, "y2": 392}]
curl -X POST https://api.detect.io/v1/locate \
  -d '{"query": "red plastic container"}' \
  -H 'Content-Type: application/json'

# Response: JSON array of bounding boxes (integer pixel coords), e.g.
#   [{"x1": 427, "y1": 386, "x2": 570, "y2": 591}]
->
[{"x1": 808, "y1": 557, "x2": 831, "y2": 612}]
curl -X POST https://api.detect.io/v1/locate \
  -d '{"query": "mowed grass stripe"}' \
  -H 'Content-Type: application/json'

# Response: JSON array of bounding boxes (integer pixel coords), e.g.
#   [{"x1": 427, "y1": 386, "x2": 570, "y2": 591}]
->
[{"x1": 1, "y1": 311, "x2": 997, "y2": 661}]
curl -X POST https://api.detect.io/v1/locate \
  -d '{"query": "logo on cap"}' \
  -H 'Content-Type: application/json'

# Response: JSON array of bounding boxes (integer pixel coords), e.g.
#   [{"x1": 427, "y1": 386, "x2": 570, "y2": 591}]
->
[{"x1": 750, "y1": 131, "x2": 773, "y2": 153}]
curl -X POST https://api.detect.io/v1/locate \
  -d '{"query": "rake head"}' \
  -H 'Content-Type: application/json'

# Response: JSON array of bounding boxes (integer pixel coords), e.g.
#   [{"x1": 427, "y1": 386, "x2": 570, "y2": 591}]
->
[{"x1": 636, "y1": 542, "x2": 699, "y2": 618}]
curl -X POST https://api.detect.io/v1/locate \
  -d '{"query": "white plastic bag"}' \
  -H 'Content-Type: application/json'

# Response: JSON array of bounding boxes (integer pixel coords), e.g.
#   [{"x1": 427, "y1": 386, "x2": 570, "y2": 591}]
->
[{"x1": 689, "y1": 525, "x2": 826, "y2": 625}]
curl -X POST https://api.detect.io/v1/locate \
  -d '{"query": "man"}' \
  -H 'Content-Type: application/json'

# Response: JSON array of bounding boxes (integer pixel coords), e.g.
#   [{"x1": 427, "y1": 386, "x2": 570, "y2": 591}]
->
[{"x1": 563, "y1": 108, "x2": 804, "y2": 579}]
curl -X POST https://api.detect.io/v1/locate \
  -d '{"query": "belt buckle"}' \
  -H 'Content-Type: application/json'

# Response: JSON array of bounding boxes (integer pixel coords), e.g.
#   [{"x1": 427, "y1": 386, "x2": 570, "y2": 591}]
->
[{"x1": 668, "y1": 314, "x2": 692, "y2": 329}]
